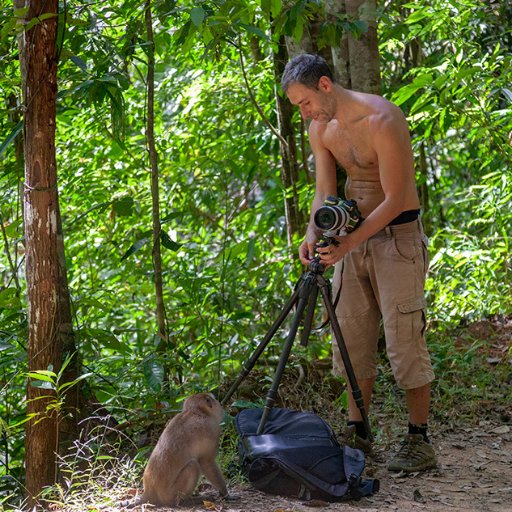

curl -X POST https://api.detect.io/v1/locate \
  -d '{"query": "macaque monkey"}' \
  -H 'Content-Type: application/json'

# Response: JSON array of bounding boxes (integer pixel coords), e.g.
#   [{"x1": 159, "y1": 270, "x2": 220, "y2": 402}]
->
[{"x1": 121, "y1": 393, "x2": 229, "y2": 508}]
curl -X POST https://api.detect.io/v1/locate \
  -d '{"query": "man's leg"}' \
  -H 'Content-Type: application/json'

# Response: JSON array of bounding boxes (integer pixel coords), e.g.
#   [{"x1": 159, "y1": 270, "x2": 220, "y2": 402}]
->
[
  {"x1": 344, "y1": 377, "x2": 375, "y2": 453},
  {"x1": 331, "y1": 248, "x2": 380, "y2": 453},
  {"x1": 406, "y1": 382, "x2": 430, "y2": 425},
  {"x1": 369, "y1": 221, "x2": 436, "y2": 472},
  {"x1": 387, "y1": 380, "x2": 436, "y2": 472}
]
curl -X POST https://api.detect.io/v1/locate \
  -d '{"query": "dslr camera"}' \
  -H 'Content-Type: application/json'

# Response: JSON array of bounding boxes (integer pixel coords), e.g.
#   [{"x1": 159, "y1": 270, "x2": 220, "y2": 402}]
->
[{"x1": 314, "y1": 196, "x2": 363, "y2": 236}]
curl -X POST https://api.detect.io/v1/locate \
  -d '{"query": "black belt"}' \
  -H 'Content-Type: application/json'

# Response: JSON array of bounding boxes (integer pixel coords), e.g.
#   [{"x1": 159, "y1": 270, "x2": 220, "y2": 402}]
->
[{"x1": 388, "y1": 209, "x2": 420, "y2": 226}]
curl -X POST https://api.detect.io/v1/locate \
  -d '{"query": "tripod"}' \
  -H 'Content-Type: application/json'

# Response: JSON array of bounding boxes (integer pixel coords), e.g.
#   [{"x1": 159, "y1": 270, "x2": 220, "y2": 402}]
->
[{"x1": 221, "y1": 257, "x2": 372, "y2": 440}]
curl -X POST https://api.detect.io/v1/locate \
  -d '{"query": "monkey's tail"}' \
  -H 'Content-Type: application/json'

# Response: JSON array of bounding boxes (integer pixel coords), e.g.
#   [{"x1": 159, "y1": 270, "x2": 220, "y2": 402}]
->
[{"x1": 118, "y1": 494, "x2": 145, "y2": 509}]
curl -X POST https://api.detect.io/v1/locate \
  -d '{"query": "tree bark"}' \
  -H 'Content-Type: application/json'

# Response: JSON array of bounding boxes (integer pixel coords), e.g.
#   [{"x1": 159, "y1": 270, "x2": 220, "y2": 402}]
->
[
  {"x1": 345, "y1": 0, "x2": 382, "y2": 94},
  {"x1": 326, "y1": 0, "x2": 351, "y2": 88},
  {"x1": 18, "y1": 0, "x2": 63, "y2": 506}
]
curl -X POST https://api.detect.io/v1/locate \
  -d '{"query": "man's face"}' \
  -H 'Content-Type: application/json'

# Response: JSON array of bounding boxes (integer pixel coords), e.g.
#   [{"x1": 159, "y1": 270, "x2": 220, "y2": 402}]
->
[{"x1": 286, "y1": 79, "x2": 335, "y2": 124}]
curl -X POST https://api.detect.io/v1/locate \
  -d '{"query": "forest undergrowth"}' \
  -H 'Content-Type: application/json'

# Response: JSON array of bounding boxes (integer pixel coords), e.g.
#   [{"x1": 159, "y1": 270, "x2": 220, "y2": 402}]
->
[
  {"x1": 9, "y1": 315, "x2": 508, "y2": 512},
  {"x1": 11, "y1": 316, "x2": 504, "y2": 512}
]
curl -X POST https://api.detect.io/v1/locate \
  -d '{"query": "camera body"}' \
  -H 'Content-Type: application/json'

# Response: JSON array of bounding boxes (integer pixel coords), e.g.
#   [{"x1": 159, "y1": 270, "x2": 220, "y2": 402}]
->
[{"x1": 314, "y1": 196, "x2": 363, "y2": 236}]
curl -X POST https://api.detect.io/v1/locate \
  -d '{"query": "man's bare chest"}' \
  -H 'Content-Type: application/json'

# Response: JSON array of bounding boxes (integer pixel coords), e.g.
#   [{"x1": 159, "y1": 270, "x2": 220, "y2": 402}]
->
[{"x1": 321, "y1": 122, "x2": 377, "y2": 171}]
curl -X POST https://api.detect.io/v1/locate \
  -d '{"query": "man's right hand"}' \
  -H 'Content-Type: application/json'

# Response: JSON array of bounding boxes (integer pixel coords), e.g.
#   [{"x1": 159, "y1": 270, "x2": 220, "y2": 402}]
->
[{"x1": 299, "y1": 238, "x2": 316, "y2": 266}]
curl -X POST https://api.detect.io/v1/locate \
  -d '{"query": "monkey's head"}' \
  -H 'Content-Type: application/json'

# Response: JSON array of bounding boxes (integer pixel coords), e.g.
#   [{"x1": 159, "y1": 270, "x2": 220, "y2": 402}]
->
[{"x1": 183, "y1": 393, "x2": 224, "y2": 422}]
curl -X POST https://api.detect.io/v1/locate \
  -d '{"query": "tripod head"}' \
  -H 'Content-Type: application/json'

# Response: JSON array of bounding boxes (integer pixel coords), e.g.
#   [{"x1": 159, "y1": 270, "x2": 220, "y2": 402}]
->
[{"x1": 307, "y1": 256, "x2": 325, "y2": 274}]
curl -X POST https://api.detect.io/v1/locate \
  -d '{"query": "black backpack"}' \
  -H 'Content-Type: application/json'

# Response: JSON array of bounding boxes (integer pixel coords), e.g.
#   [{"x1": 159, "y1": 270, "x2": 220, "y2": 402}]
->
[{"x1": 235, "y1": 407, "x2": 379, "y2": 502}]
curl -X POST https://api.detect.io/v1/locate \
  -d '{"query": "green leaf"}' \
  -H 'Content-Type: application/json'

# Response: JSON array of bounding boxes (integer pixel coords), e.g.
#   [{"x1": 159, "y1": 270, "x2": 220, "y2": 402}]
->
[
  {"x1": 230, "y1": 399, "x2": 263, "y2": 409},
  {"x1": 27, "y1": 371, "x2": 56, "y2": 383},
  {"x1": 190, "y1": 7, "x2": 205, "y2": 27},
  {"x1": 392, "y1": 74, "x2": 433, "y2": 106},
  {"x1": 271, "y1": 0, "x2": 283, "y2": 18},
  {"x1": 161, "y1": 211, "x2": 186, "y2": 223},
  {"x1": 28, "y1": 371, "x2": 57, "y2": 391},
  {"x1": 79, "y1": 328, "x2": 124, "y2": 351},
  {"x1": 30, "y1": 381, "x2": 56, "y2": 390},
  {"x1": 14, "y1": 6, "x2": 29, "y2": 17},
  {"x1": 242, "y1": 24, "x2": 269, "y2": 41},
  {"x1": 121, "y1": 237, "x2": 150, "y2": 260},
  {"x1": 70, "y1": 55, "x2": 87, "y2": 72},
  {"x1": 0, "y1": 288, "x2": 19, "y2": 308},
  {"x1": 161, "y1": 230, "x2": 181, "y2": 251},
  {"x1": 143, "y1": 358, "x2": 164, "y2": 392},
  {"x1": 292, "y1": 17, "x2": 304, "y2": 42},
  {"x1": 25, "y1": 13, "x2": 58, "y2": 32},
  {"x1": 0, "y1": 121, "x2": 23, "y2": 160},
  {"x1": 58, "y1": 373, "x2": 94, "y2": 393},
  {"x1": 112, "y1": 196, "x2": 135, "y2": 216}
]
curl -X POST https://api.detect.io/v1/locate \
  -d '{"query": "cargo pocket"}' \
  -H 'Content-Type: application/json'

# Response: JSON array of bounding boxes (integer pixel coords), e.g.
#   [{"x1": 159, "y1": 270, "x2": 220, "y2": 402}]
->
[{"x1": 397, "y1": 297, "x2": 427, "y2": 340}]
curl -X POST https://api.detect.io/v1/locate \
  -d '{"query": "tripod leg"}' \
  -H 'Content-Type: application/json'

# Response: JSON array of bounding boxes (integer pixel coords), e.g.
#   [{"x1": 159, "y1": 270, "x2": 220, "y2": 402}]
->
[
  {"x1": 317, "y1": 276, "x2": 373, "y2": 441},
  {"x1": 300, "y1": 282, "x2": 319, "y2": 347},
  {"x1": 256, "y1": 291, "x2": 311, "y2": 434},
  {"x1": 221, "y1": 283, "x2": 302, "y2": 406}
]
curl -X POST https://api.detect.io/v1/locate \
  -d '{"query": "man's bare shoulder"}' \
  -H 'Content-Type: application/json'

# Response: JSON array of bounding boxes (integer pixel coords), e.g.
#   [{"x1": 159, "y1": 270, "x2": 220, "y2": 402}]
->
[
  {"x1": 308, "y1": 119, "x2": 329, "y2": 148},
  {"x1": 364, "y1": 97, "x2": 408, "y2": 136}
]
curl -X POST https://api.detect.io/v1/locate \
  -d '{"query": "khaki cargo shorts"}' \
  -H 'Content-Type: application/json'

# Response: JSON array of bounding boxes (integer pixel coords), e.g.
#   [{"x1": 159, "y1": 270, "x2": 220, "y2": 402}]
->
[{"x1": 331, "y1": 218, "x2": 434, "y2": 390}]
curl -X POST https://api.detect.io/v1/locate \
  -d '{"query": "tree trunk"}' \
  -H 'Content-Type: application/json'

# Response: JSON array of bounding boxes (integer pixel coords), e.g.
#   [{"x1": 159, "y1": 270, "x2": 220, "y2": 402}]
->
[
  {"x1": 326, "y1": 0, "x2": 351, "y2": 88},
  {"x1": 145, "y1": 0, "x2": 169, "y2": 356},
  {"x1": 345, "y1": 0, "x2": 382, "y2": 94},
  {"x1": 54, "y1": 200, "x2": 81, "y2": 448},
  {"x1": 18, "y1": 0, "x2": 62, "y2": 506},
  {"x1": 273, "y1": 36, "x2": 306, "y2": 248}
]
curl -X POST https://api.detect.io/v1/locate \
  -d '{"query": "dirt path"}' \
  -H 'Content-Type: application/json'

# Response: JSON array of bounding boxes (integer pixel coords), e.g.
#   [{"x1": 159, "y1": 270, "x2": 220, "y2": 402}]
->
[
  {"x1": 62, "y1": 316, "x2": 512, "y2": 512},
  {"x1": 114, "y1": 422, "x2": 511, "y2": 512},
  {"x1": 231, "y1": 425, "x2": 512, "y2": 512}
]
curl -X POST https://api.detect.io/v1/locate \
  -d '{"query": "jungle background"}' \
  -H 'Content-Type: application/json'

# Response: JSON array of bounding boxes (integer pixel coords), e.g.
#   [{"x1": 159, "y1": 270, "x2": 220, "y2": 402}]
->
[{"x1": 0, "y1": 0, "x2": 511, "y2": 510}]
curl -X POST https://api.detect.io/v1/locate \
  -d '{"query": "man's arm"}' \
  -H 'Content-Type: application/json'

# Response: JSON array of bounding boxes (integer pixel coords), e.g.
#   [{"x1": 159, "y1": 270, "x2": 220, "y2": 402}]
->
[
  {"x1": 348, "y1": 110, "x2": 415, "y2": 245},
  {"x1": 299, "y1": 122, "x2": 338, "y2": 265},
  {"x1": 318, "y1": 107, "x2": 418, "y2": 267}
]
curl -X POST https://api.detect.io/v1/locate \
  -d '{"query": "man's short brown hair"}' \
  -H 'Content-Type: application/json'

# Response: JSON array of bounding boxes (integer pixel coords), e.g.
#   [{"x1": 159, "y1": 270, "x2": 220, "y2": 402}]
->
[{"x1": 281, "y1": 53, "x2": 334, "y2": 92}]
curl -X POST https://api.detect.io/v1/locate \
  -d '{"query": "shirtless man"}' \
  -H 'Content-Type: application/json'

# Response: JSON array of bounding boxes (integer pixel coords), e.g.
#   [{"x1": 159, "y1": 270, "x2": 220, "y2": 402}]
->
[{"x1": 281, "y1": 54, "x2": 437, "y2": 473}]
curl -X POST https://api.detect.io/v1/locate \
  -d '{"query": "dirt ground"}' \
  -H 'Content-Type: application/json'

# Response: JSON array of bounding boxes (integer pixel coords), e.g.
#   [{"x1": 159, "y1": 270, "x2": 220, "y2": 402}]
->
[
  {"x1": 110, "y1": 317, "x2": 511, "y2": 512},
  {"x1": 113, "y1": 422, "x2": 511, "y2": 512}
]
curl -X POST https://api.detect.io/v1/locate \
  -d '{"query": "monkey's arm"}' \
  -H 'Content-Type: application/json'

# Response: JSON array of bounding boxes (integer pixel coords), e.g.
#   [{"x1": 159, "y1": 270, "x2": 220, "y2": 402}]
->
[{"x1": 199, "y1": 459, "x2": 228, "y2": 497}]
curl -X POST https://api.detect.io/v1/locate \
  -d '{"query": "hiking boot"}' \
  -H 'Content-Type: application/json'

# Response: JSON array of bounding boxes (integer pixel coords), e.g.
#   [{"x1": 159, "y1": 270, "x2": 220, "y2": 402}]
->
[
  {"x1": 387, "y1": 434, "x2": 437, "y2": 473},
  {"x1": 343, "y1": 424, "x2": 372, "y2": 455}
]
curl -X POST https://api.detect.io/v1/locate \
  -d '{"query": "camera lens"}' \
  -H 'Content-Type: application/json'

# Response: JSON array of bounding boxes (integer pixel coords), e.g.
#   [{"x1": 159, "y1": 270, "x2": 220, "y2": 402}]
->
[{"x1": 314, "y1": 206, "x2": 340, "y2": 230}]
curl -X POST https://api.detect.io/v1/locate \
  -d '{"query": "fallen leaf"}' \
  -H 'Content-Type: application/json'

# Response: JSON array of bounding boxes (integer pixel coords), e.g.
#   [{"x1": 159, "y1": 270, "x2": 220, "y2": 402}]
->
[
  {"x1": 491, "y1": 425, "x2": 510, "y2": 435},
  {"x1": 413, "y1": 488, "x2": 425, "y2": 503}
]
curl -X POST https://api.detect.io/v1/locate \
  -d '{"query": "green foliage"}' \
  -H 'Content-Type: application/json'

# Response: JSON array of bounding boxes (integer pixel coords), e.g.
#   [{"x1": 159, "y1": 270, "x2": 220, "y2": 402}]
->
[
  {"x1": 0, "y1": 0, "x2": 511, "y2": 506},
  {"x1": 380, "y1": 0, "x2": 512, "y2": 326}
]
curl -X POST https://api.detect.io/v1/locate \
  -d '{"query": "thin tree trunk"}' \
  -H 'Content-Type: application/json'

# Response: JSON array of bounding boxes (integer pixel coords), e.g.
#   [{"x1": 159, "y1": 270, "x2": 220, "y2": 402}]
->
[
  {"x1": 4, "y1": 94, "x2": 23, "y2": 295},
  {"x1": 54, "y1": 199, "x2": 81, "y2": 448},
  {"x1": 18, "y1": 0, "x2": 61, "y2": 506},
  {"x1": 145, "y1": 0, "x2": 168, "y2": 353}
]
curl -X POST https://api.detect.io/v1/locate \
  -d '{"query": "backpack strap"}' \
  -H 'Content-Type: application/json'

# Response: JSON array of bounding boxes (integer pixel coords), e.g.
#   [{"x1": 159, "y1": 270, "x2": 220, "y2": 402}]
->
[{"x1": 252, "y1": 452, "x2": 350, "y2": 498}]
